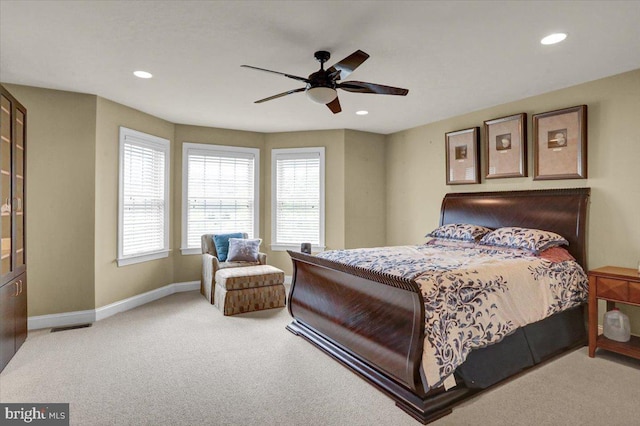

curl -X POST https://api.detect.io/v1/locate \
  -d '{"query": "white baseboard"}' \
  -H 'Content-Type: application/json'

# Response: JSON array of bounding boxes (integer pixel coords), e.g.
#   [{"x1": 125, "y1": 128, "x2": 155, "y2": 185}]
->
[
  {"x1": 28, "y1": 309, "x2": 96, "y2": 331},
  {"x1": 28, "y1": 281, "x2": 200, "y2": 330},
  {"x1": 94, "y1": 281, "x2": 199, "y2": 321}
]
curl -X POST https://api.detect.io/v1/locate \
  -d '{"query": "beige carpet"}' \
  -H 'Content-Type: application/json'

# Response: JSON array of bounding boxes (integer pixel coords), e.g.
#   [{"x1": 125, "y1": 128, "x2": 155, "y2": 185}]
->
[{"x1": 1, "y1": 290, "x2": 639, "y2": 425}]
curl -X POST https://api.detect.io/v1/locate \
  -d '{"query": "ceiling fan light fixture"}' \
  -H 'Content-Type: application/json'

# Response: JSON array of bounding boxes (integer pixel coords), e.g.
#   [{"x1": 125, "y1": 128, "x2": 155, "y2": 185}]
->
[{"x1": 306, "y1": 87, "x2": 337, "y2": 104}]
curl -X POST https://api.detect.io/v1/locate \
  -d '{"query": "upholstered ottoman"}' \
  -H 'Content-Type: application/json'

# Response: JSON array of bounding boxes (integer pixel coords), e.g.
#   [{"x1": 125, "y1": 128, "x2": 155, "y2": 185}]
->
[{"x1": 214, "y1": 265, "x2": 286, "y2": 316}]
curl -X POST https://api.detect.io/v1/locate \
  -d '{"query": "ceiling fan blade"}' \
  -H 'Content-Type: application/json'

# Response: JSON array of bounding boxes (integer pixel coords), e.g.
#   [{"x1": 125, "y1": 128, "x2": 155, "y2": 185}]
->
[
  {"x1": 326, "y1": 96, "x2": 341, "y2": 114},
  {"x1": 327, "y1": 50, "x2": 370, "y2": 80},
  {"x1": 241, "y1": 65, "x2": 310, "y2": 83},
  {"x1": 338, "y1": 81, "x2": 409, "y2": 96},
  {"x1": 254, "y1": 88, "x2": 306, "y2": 104}
]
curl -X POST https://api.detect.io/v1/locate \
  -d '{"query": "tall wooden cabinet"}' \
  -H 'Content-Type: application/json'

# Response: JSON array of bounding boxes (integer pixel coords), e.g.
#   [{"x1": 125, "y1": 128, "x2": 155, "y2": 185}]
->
[{"x1": 0, "y1": 84, "x2": 27, "y2": 372}]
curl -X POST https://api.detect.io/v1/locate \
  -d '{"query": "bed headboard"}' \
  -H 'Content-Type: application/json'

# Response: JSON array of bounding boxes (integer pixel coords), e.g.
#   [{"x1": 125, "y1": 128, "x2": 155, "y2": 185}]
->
[{"x1": 440, "y1": 188, "x2": 590, "y2": 269}]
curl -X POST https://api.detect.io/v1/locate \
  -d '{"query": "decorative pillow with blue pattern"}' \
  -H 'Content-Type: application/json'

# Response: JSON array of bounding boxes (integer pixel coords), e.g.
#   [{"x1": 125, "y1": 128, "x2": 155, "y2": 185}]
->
[
  {"x1": 426, "y1": 223, "x2": 492, "y2": 242},
  {"x1": 227, "y1": 238, "x2": 262, "y2": 262},
  {"x1": 479, "y1": 226, "x2": 568, "y2": 254}
]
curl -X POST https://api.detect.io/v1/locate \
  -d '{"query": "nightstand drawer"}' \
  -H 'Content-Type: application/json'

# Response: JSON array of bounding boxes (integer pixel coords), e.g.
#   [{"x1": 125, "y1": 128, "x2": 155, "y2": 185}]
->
[
  {"x1": 630, "y1": 282, "x2": 640, "y2": 304},
  {"x1": 596, "y1": 277, "x2": 628, "y2": 301}
]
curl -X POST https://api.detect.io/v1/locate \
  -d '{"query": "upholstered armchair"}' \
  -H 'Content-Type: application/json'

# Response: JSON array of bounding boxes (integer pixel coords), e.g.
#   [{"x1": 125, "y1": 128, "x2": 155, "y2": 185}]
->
[{"x1": 201, "y1": 233, "x2": 267, "y2": 304}]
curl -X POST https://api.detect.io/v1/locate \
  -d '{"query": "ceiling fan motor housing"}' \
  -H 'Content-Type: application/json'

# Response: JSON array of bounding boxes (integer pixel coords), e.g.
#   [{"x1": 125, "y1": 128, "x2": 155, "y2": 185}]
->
[{"x1": 308, "y1": 70, "x2": 336, "y2": 89}]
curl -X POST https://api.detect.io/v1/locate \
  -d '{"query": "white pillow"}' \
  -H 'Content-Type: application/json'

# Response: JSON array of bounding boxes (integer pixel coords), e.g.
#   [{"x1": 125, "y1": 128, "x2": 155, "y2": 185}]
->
[{"x1": 227, "y1": 238, "x2": 261, "y2": 262}]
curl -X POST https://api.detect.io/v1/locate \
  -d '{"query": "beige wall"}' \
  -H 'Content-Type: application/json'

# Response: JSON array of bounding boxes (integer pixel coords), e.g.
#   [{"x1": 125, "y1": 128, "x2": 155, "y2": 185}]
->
[
  {"x1": 386, "y1": 69, "x2": 640, "y2": 332},
  {"x1": 94, "y1": 97, "x2": 176, "y2": 307},
  {"x1": 3, "y1": 84, "x2": 97, "y2": 316},
  {"x1": 8, "y1": 68, "x2": 639, "y2": 329},
  {"x1": 172, "y1": 124, "x2": 265, "y2": 283},
  {"x1": 264, "y1": 130, "x2": 346, "y2": 275},
  {"x1": 344, "y1": 130, "x2": 386, "y2": 249}
]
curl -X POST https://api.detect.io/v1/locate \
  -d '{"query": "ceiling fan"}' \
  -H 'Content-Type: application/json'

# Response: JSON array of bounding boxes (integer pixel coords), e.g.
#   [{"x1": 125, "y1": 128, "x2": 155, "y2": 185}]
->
[{"x1": 241, "y1": 50, "x2": 409, "y2": 114}]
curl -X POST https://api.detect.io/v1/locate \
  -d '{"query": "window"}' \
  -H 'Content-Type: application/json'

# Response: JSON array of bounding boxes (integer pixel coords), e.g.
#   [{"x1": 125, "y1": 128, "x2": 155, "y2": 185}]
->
[
  {"x1": 272, "y1": 147, "x2": 325, "y2": 251},
  {"x1": 118, "y1": 127, "x2": 170, "y2": 266},
  {"x1": 181, "y1": 143, "x2": 259, "y2": 254}
]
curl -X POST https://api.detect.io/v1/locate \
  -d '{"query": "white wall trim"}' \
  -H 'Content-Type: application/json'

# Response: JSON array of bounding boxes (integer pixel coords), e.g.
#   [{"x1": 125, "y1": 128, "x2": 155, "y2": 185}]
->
[
  {"x1": 284, "y1": 275, "x2": 292, "y2": 285},
  {"x1": 27, "y1": 309, "x2": 96, "y2": 331},
  {"x1": 28, "y1": 281, "x2": 200, "y2": 330},
  {"x1": 94, "y1": 281, "x2": 199, "y2": 321}
]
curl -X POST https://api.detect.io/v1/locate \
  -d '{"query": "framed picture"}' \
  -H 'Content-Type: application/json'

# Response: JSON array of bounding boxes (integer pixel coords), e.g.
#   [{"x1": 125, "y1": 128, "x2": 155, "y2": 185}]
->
[
  {"x1": 445, "y1": 127, "x2": 480, "y2": 185},
  {"x1": 533, "y1": 105, "x2": 587, "y2": 180},
  {"x1": 484, "y1": 113, "x2": 527, "y2": 179}
]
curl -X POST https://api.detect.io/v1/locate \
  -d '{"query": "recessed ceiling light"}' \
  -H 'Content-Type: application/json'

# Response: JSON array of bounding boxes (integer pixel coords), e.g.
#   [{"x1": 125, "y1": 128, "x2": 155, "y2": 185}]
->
[
  {"x1": 133, "y1": 70, "x2": 153, "y2": 79},
  {"x1": 540, "y1": 33, "x2": 567, "y2": 45},
  {"x1": 356, "y1": 110, "x2": 369, "y2": 116}
]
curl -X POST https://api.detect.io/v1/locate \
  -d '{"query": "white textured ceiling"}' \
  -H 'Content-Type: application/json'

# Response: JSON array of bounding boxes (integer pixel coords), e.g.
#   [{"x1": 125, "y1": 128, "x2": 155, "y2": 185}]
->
[{"x1": 1, "y1": 1, "x2": 639, "y2": 135}]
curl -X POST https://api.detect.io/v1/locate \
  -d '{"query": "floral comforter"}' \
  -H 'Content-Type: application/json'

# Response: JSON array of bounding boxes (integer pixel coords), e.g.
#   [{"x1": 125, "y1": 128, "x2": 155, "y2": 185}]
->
[{"x1": 316, "y1": 241, "x2": 588, "y2": 390}]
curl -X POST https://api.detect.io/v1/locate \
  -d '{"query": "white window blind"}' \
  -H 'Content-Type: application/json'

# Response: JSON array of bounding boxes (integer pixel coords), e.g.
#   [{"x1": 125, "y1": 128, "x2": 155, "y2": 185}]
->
[
  {"x1": 118, "y1": 127, "x2": 170, "y2": 266},
  {"x1": 272, "y1": 147, "x2": 325, "y2": 250},
  {"x1": 181, "y1": 143, "x2": 259, "y2": 253}
]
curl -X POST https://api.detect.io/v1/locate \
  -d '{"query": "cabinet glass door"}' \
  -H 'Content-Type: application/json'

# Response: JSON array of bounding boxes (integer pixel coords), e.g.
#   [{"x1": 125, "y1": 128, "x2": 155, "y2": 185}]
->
[
  {"x1": 0, "y1": 94, "x2": 11, "y2": 277},
  {"x1": 14, "y1": 109, "x2": 24, "y2": 269}
]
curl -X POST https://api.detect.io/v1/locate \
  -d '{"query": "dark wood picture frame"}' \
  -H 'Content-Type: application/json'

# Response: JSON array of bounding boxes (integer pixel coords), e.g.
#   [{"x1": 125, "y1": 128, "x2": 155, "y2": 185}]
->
[
  {"x1": 484, "y1": 113, "x2": 527, "y2": 179},
  {"x1": 445, "y1": 127, "x2": 480, "y2": 185},
  {"x1": 533, "y1": 105, "x2": 587, "y2": 180}
]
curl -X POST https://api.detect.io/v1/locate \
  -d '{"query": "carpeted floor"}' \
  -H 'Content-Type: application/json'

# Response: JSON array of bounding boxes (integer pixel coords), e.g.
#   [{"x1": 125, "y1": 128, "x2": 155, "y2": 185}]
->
[{"x1": 1, "y1": 290, "x2": 639, "y2": 425}]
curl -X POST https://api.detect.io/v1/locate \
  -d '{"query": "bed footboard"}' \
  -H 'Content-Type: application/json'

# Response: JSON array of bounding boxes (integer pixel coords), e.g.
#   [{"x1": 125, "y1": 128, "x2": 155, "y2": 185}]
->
[
  {"x1": 287, "y1": 250, "x2": 426, "y2": 391},
  {"x1": 286, "y1": 251, "x2": 475, "y2": 423}
]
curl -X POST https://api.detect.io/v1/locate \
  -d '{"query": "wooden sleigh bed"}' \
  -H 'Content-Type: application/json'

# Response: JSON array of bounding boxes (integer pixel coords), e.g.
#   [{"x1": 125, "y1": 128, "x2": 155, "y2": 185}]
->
[{"x1": 286, "y1": 188, "x2": 590, "y2": 423}]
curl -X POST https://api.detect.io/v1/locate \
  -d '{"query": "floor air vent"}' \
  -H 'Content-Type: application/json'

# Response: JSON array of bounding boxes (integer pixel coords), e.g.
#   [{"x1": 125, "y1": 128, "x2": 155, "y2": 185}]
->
[{"x1": 50, "y1": 323, "x2": 92, "y2": 333}]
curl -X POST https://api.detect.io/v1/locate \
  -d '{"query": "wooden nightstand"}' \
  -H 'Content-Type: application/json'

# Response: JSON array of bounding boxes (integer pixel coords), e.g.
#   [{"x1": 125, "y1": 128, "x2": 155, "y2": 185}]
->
[{"x1": 588, "y1": 266, "x2": 640, "y2": 360}]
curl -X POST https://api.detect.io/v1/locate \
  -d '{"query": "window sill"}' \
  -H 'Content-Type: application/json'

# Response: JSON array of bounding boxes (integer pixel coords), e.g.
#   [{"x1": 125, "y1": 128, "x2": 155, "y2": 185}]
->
[
  {"x1": 271, "y1": 244, "x2": 325, "y2": 253},
  {"x1": 180, "y1": 247, "x2": 202, "y2": 256},
  {"x1": 117, "y1": 250, "x2": 169, "y2": 267}
]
